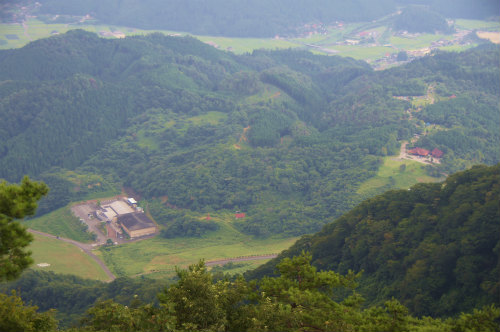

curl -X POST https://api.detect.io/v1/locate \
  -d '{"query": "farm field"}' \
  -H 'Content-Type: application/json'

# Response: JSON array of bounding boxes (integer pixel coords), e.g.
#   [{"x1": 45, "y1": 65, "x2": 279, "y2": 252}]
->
[
  {"x1": 328, "y1": 45, "x2": 397, "y2": 60},
  {"x1": 390, "y1": 34, "x2": 454, "y2": 49},
  {"x1": 454, "y1": 19, "x2": 500, "y2": 31},
  {"x1": 28, "y1": 233, "x2": 110, "y2": 281},
  {"x1": 1, "y1": 18, "x2": 496, "y2": 63},
  {"x1": 476, "y1": 31, "x2": 500, "y2": 44},
  {"x1": 24, "y1": 206, "x2": 95, "y2": 243},
  {"x1": 96, "y1": 214, "x2": 299, "y2": 278},
  {"x1": 357, "y1": 156, "x2": 444, "y2": 199}
]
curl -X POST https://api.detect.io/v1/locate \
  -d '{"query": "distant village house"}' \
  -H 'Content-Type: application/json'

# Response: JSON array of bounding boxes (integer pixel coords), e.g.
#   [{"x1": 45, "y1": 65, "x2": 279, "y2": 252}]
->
[
  {"x1": 408, "y1": 147, "x2": 444, "y2": 159},
  {"x1": 431, "y1": 148, "x2": 444, "y2": 158},
  {"x1": 408, "y1": 147, "x2": 430, "y2": 157}
]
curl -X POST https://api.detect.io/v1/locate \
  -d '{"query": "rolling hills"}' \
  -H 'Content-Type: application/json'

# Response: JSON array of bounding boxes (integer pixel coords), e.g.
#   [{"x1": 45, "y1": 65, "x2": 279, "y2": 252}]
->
[{"x1": 0, "y1": 30, "x2": 498, "y2": 240}]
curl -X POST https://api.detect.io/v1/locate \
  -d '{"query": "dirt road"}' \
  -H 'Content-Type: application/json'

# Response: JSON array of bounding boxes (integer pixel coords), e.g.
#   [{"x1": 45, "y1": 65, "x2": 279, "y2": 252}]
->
[
  {"x1": 205, "y1": 254, "x2": 278, "y2": 267},
  {"x1": 28, "y1": 229, "x2": 116, "y2": 282}
]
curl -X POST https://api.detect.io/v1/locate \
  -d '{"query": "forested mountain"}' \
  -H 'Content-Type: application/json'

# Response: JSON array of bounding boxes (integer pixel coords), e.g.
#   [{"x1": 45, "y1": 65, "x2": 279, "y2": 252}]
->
[
  {"x1": 35, "y1": 0, "x2": 500, "y2": 38},
  {"x1": 2, "y1": 165, "x2": 499, "y2": 330},
  {"x1": 247, "y1": 164, "x2": 500, "y2": 317},
  {"x1": 0, "y1": 30, "x2": 498, "y2": 237},
  {"x1": 393, "y1": 5, "x2": 452, "y2": 33}
]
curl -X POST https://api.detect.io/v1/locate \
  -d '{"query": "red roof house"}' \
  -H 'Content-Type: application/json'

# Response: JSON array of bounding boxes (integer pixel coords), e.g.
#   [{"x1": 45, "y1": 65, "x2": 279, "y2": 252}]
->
[
  {"x1": 235, "y1": 213, "x2": 246, "y2": 219},
  {"x1": 431, "y1": 148, "x2": 444, "y2": 158},
  {"x1": 408, "y1": 147, "x2": 430, "y2": 156}
]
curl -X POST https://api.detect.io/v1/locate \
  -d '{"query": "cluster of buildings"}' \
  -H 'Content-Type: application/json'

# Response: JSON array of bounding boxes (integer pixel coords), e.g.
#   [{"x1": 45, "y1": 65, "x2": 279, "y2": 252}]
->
[
  {"x1": 95, "y1": 198, "x2": 156, "y2": 239},
  {"x1": 408, "y1": 147, "x2": 444, "y2": 159}
]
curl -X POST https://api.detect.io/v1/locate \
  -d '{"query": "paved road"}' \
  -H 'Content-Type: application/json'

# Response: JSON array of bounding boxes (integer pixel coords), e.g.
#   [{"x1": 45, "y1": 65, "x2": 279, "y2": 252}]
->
[{"x1": 28, "y1": 229, "x2": 116, "y2": 282}]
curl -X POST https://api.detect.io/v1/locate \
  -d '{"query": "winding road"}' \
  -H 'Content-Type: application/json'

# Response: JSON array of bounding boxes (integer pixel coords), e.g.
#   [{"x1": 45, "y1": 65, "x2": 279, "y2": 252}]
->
[{"x1": 28, "y1": 229, "x2": 116, "y2": 282}]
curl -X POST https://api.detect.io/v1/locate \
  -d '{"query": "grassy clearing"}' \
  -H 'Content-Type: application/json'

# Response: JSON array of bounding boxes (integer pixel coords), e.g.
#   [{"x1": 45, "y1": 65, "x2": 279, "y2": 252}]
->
[
  {"x1": 187, "y1": 111, "x2": 227, "y2": 125},
  {"x1": 136, "y1": 130, "x2": 160, "y2": 151},
  {"x1": 29, "y1": 233, "x2": 109, "y2": 281},
  {"x1": 357, "y1": 156, "x2": 444, "y2": 199},
  {"x1": 454, "y1": 19, "x2": 500, "y2": 31},
  {"x1": 98, "y1": 212, "x2": 298, "y2": 278},
  {"x1": 390, "y1": 34, "x2": 453, "y2": 50},
  {"x1": 24, "y1": 206, "x2": 94, "y2": 243},
  {"x1": 329, "y1": 45, "x2": 396, "y2": 60},
  {"x1": 0, "y1": 23, "x2": 25, "y2": 48}
]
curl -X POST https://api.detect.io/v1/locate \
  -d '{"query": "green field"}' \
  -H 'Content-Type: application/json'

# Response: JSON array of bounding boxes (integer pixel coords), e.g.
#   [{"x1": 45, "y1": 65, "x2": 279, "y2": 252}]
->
[
  {"x1": 24, "y1": 206, "x2": 95, "y2": 243},
  {"x1": 454, "y1": 19, "x2": 500, "y2": 31},
  {"x1": 2, "y1": 18, "x2": 496, "y2": 63},
  {"x1": 390, "y1": 34, "x2": 454, "y2": 50},
  {"x1": 187, "y1": 111, "x2": 228, "y2": 125},
  {"x1": 329, "y1": 45, "x2": 396, "y2": 60},
  {"x1": 97, "y1": 213, "x2": 298, "y2": 278},
  {"x1": 29, "y1": 233, "x2": 109, "y2": 281},
  {"x1": 357, "y1": 156, "x2": 444, "y2": 199}
]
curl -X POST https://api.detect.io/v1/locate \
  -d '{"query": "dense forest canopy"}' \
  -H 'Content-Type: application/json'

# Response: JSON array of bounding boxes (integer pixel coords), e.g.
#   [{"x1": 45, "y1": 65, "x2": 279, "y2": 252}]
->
[
  {"x1": 0, "y1": 30, "x2": 498, "y2": 238},
  {"x1": 393, "y1": 5, "x2": 452, "y2": 33},
  {"x1": 247, "y1": 164, "x2": 500, "y2": 318},
  {"x1": 35, "y1": 0, "x2": 500, "y2": 37}
]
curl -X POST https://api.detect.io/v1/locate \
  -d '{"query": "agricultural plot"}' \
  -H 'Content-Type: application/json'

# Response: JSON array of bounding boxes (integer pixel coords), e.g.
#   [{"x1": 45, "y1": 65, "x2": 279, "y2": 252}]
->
[
  {"x1": 357, "y1": 156, "x2": 444, "y2": 199},
  {"x1": 454, "y1": 19, "x2": 500, "y2": 31},
  {"x1": 1, "y1": 18, "x2": 494, "y2": 62},
  {"x1": 328, "y1": 45, "x2": 397, "y2": 60},
  {"x1": 97, "y1": 214, "x2": 298, "y2": 278},
  {"x1": 390, "y1": 34, "x2": 454, "y2": 50},
  {"x1": 29, "y1": 233, "x2": 110, "y2": 281},
  {"x1": 475, "y1": 31, "x2": 500, "y2": 44}
]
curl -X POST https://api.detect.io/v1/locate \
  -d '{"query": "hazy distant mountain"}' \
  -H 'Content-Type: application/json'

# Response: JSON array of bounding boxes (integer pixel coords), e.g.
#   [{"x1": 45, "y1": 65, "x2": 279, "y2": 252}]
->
[{"x1": 36, "y1": 0, "x2": 499, "y2": 37}]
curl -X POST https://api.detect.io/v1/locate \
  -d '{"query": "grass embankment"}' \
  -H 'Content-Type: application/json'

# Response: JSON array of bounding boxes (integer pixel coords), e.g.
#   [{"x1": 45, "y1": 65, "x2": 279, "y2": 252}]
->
[
  {"x1": 97, "y1": 213, "x2": 298, "y2": 278},
  {"x1": 24, "y1": 206, "x2": 95, "y2": 243},
  {"x1": 29, "y1": 233, "x2": 109, "y2": 281},
  {"x1": 357, "y1": 156, "x2": 444, "y2": 199}
]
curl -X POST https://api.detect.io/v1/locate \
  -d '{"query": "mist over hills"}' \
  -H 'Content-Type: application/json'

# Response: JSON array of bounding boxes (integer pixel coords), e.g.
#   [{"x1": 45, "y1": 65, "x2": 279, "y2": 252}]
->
[{"x1": 36, "y1": 0, "x2": 500, "y2": 37}]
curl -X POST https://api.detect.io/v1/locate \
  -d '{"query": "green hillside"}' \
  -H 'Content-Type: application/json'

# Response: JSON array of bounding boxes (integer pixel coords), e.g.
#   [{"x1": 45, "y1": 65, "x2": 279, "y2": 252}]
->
[
  {"x1": 0, "y1": 31, "x2": 498, "y2": 239},
  {"x1": 247, "y1": 164, "x2": 500, "y2": 317}
]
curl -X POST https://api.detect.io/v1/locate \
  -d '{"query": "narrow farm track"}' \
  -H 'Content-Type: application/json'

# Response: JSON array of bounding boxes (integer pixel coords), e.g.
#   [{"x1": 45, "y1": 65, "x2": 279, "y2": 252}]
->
[
  {"x1": 27, "y1": 229, "x2": 116, "y2": 282},
  {"x1": 205, "y1": 254, "x2": 278, "y2": 266}
]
